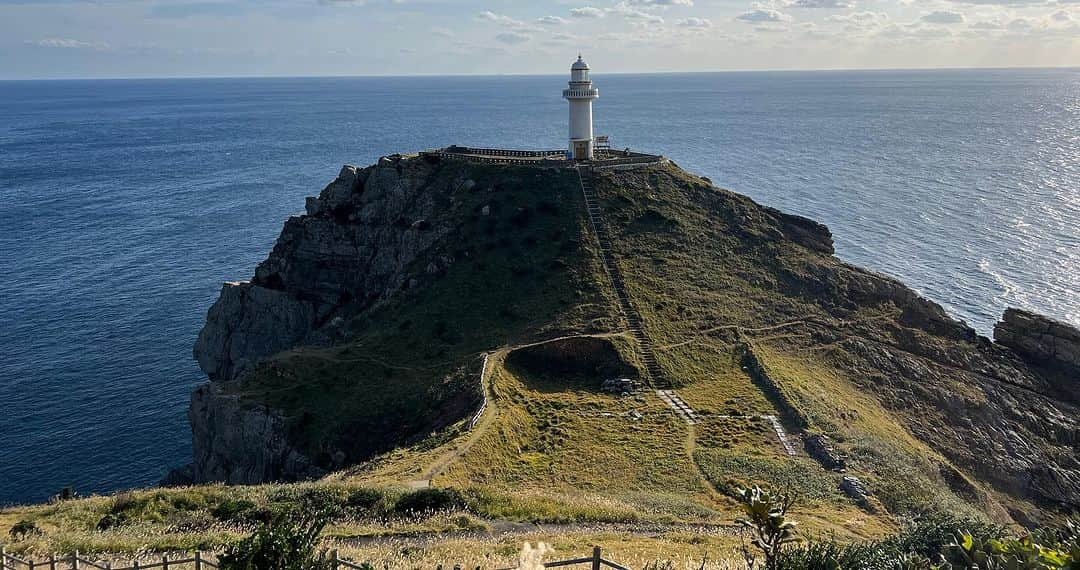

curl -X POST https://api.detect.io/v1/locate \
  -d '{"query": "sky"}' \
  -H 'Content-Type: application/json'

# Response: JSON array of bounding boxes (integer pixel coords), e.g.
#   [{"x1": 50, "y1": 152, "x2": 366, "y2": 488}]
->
[{"x1": 0, "y1": 0, "x2": 1077, "y2": 79}]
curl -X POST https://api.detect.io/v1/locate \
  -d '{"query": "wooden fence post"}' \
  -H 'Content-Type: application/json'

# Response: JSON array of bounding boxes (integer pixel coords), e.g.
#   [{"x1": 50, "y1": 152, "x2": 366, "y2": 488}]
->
[
  {"x1": 331, "y1": 549, "x2": 339, "y2": 569},
  {"x1": 194, "y1": 551, "x2": 202, "y2": 570},
  {"x1": 162, "y1": 554, "x2": 169, "y2": 570},
  {"x1": 71, "y1": 550, "x2": 79, "y2": 570},
  {"x1": 1, "y1": 546, "x2": 7, "y2": 570},
  {"x1": 49, "y1": 553, "x2": 56, "y2": 570},
  {"x1": 591, "y1": 547, "x2": 601, "y2": 570},
  {"x1": 133, "y1": 558, "x2": 140, "y2": 570}
]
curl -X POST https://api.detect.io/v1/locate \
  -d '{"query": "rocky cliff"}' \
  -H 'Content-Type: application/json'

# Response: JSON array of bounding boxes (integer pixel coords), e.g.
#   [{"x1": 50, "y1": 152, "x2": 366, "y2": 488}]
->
[
  {"x1": 185, "y1": 153, "x2": 1078, "y2": 521},
  {"x1": 186, "y1": 154, "x2": 608, "y2": 484}
]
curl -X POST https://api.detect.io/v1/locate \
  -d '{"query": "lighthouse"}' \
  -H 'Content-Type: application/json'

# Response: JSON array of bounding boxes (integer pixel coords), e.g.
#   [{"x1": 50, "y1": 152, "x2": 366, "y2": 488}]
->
[{"x1": 563, "y1": 55, "x2": 599, "y2": 161}]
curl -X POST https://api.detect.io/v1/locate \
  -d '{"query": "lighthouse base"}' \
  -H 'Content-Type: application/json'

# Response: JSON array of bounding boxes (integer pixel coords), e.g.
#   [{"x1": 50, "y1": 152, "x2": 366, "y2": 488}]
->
[{"x1": 570, "y1": 138, "x2": 594, "y2": 161}]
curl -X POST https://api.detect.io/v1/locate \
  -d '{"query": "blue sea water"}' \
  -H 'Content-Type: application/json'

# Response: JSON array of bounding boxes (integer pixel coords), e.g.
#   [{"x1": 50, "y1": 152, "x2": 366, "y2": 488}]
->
[{"x1": 1, "y1": 70, "x2": 1077, "y2": 505}]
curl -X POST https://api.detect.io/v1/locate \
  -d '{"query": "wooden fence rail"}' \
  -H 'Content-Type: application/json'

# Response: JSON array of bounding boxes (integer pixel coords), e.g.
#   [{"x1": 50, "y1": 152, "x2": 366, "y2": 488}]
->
[
  {"x1": 0, "y1": 549, "x2": 218, "y2": 570},
  {"x1": 2, "y1": 546, "x2": 626, "y2": 570}
]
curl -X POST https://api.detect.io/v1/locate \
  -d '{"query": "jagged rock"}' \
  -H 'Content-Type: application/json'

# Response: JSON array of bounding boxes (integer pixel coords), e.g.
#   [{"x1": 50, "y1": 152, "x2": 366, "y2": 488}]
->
[
  {"x1": 840, "y1": 475, "x2": 871, "y2": 503},
  {"x1": 193, "y1": 281, "x2": 317, "y2": 382},
  {"x1": 189, "y1": 382, "x2": 323, "y2": 484},
  {"x1": 602, "y1": 378, "x2": 637, "y2": 395},
  {"x1": 995, "y1": 308, "x2": 1080, "y2": 395},
  {"x1": 803, "y1": 432, "x2": 846, "y2": 470},
  {"x1": 766, "y1": 207, "x2": 834, "y2": 255}
]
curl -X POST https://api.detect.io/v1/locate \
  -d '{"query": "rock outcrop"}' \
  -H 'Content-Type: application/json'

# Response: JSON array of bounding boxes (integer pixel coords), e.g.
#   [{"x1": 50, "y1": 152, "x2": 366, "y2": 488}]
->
[
  {"x1": 994, "y1": 308, "x2": 1080, "y2": 400},
  {"x1": 193, "y1": 160, "x2": 456, "y2": 385},
  {"x1": 189, "y1": 382, "x2": 322, "y2": 484},
  {"x1": 188, "y1": 155, "x2": 479, "y2": 483}
]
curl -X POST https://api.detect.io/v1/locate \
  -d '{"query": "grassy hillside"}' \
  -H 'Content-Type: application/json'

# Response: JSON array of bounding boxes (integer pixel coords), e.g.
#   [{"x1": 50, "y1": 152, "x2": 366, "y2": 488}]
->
[{"x1": 3, "y1": 158, "x2": 1072, "y2": 559}]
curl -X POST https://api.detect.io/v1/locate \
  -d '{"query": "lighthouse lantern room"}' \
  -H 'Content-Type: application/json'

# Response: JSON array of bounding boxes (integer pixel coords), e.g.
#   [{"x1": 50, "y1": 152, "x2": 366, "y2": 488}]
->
[{"x1": 563, "y1": 55, "x2": 600, "y2": 161}]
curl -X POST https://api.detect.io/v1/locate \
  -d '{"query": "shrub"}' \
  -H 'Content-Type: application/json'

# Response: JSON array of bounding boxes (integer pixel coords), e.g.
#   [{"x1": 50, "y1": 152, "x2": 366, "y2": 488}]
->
[
  {"x1": 345, "y1": 488, "x2": 387, "y2": 514},
  {"x1": 211, "y1": 499, "x2": 258, "y2": 523},
  {"x1": 393, "y1": 488, "x2": 464, "y2": 516},
  {"x1": 9, "y1": 519, "x2": 41, "y2": 540},
  {"x1": 218, "y1": 510, "x2": 333, "y2": 570},
  {"x1": 735, "y1": 485, "x2": 800, "y2": 570}
]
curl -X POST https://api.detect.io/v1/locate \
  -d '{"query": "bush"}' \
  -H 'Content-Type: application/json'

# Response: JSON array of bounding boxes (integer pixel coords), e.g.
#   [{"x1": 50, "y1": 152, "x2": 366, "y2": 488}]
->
[
  {"x1": 393, "y1": 488, "x2": 464, "y2": 516},
  {"x1": 218, "y1": 510, "x2": 333, "y2": 570},
  {"x1": 9, "y1": 519, "x2": 41, "y2": 540},
  {"x1": 212, "y1": 499, "x2": 259, "y2": 523},
  {"x1": 345, "y1": 488, "x2": 387, "y2": 514}
]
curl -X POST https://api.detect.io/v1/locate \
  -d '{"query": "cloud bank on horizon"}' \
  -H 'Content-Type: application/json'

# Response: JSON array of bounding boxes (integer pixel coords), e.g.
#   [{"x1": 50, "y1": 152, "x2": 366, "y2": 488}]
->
[{"x1": 0, "y1": 0, "x2": 1076, "y2": 78}]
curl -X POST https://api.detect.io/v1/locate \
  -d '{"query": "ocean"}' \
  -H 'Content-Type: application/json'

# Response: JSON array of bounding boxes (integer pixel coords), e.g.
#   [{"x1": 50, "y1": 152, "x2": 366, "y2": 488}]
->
[{"x1": 0, "y1": 69, "x2": 1077, "y2": 505}]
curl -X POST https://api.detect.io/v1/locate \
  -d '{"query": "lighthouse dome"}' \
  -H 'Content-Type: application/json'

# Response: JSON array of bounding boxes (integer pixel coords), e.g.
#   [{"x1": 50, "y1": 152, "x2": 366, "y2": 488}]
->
[{"x1": 571, "y1": 56, "x2": 590, "y2": 70}]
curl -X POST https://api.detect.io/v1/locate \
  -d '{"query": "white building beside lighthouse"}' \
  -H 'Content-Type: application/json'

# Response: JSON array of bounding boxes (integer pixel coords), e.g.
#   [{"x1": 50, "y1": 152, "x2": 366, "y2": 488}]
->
[{"x1": 563, "y1": 55, "x2": 599, "y2": 161}]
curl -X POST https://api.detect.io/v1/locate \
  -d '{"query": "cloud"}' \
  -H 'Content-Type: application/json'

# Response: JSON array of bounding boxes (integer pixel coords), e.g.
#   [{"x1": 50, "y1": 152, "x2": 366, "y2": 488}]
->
[
  {"x1": 826, "y1": 10, "x2": 889, "y2": 30},
  {"x1": 969, "y1": 18, "x2": 1005, "y2": 27},
  {"x1": 790, "y1": 0, "x2": 854, "y2": 9},
  {"x1": 537, "y1": 15, "x2": 567, "y2": 25},
  {"x1": 921, "y1": 10, "x2": 965, "y2": 22},
  {"x1": 570, "y1": 6, "x2": 605, "y2": 17},
  {"x1": 1051, "y1": 9, "x2": 1071, "y2": 19},
  {"x1": 477, "y1": 10, "x2": 541, "y2": 33},
  {"x1": 626, "y1": 0, "x2": 694, "y2": 5},
  {"x1": 495, "y1": 31, "x2": 530, "y2": 44},
  {"x1": 431, "y1": 27, "x2": 455, "y2": 37},
  {"x1": 878, "y1": 23, "x2": 953, "y2": 37},
  {"x1": 1007, "y1": 16, "x2": 1036, "y2": 29},
  {"x1": 25, "y1": 37, "x2": 108, "y2": 50},
  {"x1": 677, "y1": 16, "x2": 713, "y2": 27},
  {"x1": 477, "y1": 10, "x2": 517, "y2": 24},
  {"x1": 611, "y1": 2, "x2": 666, "y2": 22},
  {"x1": 737, "y1": 9, "x2": 791, "y2": 22}
]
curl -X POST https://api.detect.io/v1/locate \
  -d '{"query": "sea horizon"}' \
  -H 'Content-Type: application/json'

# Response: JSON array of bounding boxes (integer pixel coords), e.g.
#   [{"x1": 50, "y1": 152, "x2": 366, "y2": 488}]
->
[{"x1": 3, "y1": 64, "x2": 1078, "y2": 83}]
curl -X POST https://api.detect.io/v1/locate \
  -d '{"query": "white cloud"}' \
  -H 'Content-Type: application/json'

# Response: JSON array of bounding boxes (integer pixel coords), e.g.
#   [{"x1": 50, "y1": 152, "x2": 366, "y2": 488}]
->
[
  {"x1": 1051, "y1": 9, "x2": 1071, "y2": 20},
  {"x1": 611, "y1": 2, "x2": 666, "y2": 23},
  {"x1": 627, "y1": 0, "x2": 694, "y2": 5},
  {"x1": 737, "y1": 9, "x2": 792, "y2": 22},
  {"x1": 790, "y1": 0, "x2": 854, "y2": 9},
  {"x1": 430, "y1": 27, "x2": 455, "y2": 38},
  {"x1": 677, "y1": 16, "x2": 713, "y2": 27},
  {"x1": 827, "y1": 11, "x2": 889, "y2": 23},
  {"x1": 26, "y1": 38, "x2": 108, "y2": 50},
  {"x1": 570, "y1": 6, "x2": 606, "y2": 17},
  {"x1": 538, "y1": 15, "x2": 568, "y2": 25},
  {"x1": 921, "y1": 10, "x2": 965, "y2": 23}
]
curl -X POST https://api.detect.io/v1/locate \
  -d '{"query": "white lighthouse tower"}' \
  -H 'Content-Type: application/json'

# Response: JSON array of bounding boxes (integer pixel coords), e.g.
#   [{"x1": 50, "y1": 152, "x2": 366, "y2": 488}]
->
[{"x1": 563, "y1": 55, "x2": 599, "y2": 161}]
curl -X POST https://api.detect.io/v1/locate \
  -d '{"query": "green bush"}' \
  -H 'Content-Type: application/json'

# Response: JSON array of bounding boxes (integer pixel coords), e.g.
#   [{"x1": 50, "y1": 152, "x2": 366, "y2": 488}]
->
[
  {"x1": 345, "y1": 488, "x2": 388, "y2": 515},
  {"x1": 393, "y1": 488, "x2": 464, "y2": 516},
  {"x1": 9, "y1": 519, "x2": 41, "y2": 540},
  {"x1": 211, "y1": 499, "x2": 259, "y2": 523},
  {"x1": 218, "y1": 510, "x2": 333, "y2": 570}
]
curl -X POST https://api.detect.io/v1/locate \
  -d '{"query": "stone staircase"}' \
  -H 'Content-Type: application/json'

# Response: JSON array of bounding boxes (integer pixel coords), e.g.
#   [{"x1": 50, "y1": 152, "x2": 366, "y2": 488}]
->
[
  {"x1": 656, "y1": 389, "x2": 699, "y2": 424},
  {"x1": 577, "y1": 168, "x2": 672, "y2": 390}
]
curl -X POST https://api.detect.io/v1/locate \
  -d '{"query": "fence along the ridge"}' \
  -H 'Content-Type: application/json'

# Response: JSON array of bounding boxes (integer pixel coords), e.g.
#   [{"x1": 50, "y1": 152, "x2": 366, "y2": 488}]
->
[{"x1": 2, "y1": 547, "x2": 629, "y2": 570}]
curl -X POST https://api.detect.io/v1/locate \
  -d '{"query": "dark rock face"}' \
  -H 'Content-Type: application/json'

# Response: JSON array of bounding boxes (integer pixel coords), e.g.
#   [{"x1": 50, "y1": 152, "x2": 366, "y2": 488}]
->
[
  {"x1": 766, "y1": 207, "x2": 834, "y2": 255},
  {"x1": 188, "y1": 156, "x2": 462, "y2": 483},
  {"x1": 994, "y1": 308, "x2": 1080, "y2": 400},
  {"x1": 189, "y1": 383, "x2": 323, "y2": 484},
  {"x1": 803, "y1": 432, "x2": 846, "y2": 471}
]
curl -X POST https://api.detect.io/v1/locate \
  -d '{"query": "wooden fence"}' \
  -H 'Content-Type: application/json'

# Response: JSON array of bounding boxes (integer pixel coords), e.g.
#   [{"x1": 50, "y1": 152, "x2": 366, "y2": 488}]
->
[
  {"x1": 0, "y1": 548, "x2": 217, "y2": 570},
  {"x1": 2, "y1": 546, "x2": 627, "y2": 570}
]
